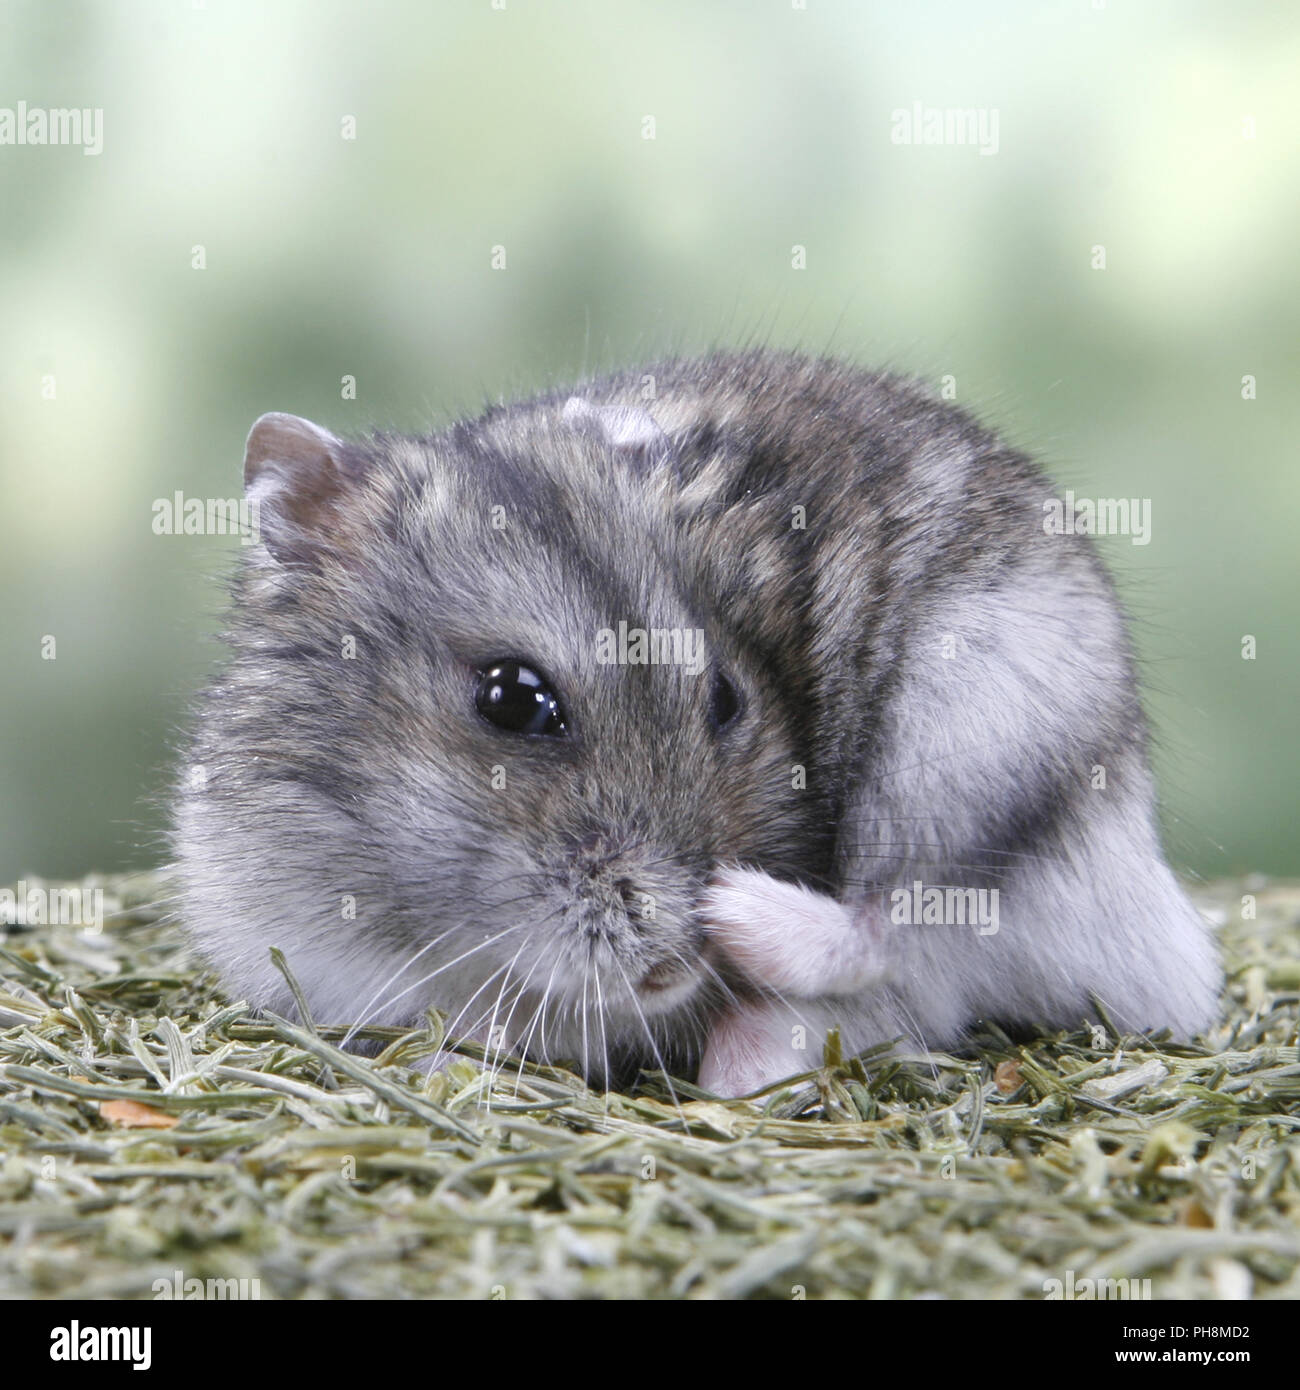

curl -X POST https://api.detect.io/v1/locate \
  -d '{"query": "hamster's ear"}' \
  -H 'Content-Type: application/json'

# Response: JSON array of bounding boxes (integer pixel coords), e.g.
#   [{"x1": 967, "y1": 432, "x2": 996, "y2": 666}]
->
[
  {"x1": 561, "y1": 397, "x2": 669, "y2": 471},
  {"x1": 243, "y1": 412, "x2": 357, "y2": 565}
]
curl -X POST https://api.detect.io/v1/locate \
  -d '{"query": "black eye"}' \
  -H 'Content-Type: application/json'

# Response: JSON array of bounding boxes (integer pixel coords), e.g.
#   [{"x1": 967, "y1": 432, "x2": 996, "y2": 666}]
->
[
  {"x1": 709, "y1": 670, "x2": 741, "y2": 732},
  {"x1": 475, "y1": 661, "x2": 568, "y2": 737}
]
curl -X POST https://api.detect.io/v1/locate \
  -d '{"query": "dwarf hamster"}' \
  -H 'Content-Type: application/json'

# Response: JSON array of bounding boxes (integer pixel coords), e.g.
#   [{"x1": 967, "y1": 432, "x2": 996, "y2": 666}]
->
[{"x1": 173, "y1": 350, "x2": 1221, "y2": 1097}]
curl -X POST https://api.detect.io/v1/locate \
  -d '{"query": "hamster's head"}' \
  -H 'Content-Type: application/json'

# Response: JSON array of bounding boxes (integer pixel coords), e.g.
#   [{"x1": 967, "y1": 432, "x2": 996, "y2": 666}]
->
[{"x1": 174, "y1": 400, "x2": 812, "y2": 1083}]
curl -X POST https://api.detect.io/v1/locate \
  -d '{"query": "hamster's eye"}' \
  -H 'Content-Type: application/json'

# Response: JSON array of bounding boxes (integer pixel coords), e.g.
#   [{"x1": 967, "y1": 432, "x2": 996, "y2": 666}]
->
[
  {"x1": 475, "y1": 661, "x2": 568, "y2": 737},
  {"x1": 709, "y1": 670, "x2": 741, "y2": 732}
]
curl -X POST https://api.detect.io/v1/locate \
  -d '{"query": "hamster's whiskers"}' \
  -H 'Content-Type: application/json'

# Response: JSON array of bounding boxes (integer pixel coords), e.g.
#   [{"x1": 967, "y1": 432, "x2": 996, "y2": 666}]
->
[
  {"x1": 612, "y1": 955, "x2": 685, "y2": 1116},
  {"x1": 342, "y1": 911, "x2": 536, "y2": 1050},
  {"x1": 591, "y1": 957, "x2": 613, "y2": 1113},
  {"x1": 434, "y1": 903, "x2": 576, "y2": 1085},
  {"x1": 433, "y1": 960, "x2": 520, "y2": 1077},
  {"x1": 579, "y1": 938, "x2": 595, "y2": 1088},
  {"x1": 495, "y1": 940, "x2": 574, "y2": 1100},
  {"x1": 434, "y1": 945, "x2": 544, "y2": 1080},
  {"x1": 492, "y1": 941, "x2": 554, "y2": 1078},
  {"x1": 520, "y1": 944, "x2": 570, "y2": 1090},
  {"x1": 479, "y1": 937, "x2": 534, "y2": 1102}
]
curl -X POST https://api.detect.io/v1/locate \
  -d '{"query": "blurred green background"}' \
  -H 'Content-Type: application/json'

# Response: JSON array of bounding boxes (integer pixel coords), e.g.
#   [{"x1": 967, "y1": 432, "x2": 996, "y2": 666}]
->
[{"x1": 1, "y1": 0, "x2": 1296, "y2": 884}]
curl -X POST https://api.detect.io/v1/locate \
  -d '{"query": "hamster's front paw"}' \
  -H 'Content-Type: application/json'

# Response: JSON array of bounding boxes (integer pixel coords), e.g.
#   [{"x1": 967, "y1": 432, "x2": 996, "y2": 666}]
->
[
  {"x1": 698, "y1": 998, "x2": 813, "y2": 1100},
  {"x1": 700, "y1": 866, "x2": 885, "y2": 998}
]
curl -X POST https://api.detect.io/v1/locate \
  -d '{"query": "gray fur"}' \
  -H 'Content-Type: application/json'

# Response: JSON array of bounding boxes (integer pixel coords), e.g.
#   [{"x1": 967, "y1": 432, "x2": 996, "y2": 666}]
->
[{"x1": 173, "y1": 350, "x2": 1221, "y2": 1093}]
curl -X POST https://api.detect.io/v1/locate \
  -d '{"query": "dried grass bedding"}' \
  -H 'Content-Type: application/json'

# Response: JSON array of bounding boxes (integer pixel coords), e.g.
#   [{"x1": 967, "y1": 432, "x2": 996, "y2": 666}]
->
[{"x1": 1, "y1": 873, "x2": 1297, "y2": 1300}]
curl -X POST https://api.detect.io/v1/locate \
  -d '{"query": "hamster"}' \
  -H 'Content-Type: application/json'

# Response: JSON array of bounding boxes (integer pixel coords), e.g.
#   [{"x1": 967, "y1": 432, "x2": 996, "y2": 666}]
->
[{"x1": 173, "y1": 350, "x2": 1221, "y2": 1098}]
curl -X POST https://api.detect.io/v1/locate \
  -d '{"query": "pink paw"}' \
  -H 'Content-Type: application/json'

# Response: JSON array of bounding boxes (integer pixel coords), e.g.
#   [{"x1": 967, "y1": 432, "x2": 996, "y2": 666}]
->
[
  {"x1": 698, "y1": 1000, "x2": 809, "y2": 1099},
  {"x1": 700, "y1": 865, "x2": 884, "y2": 998}
]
